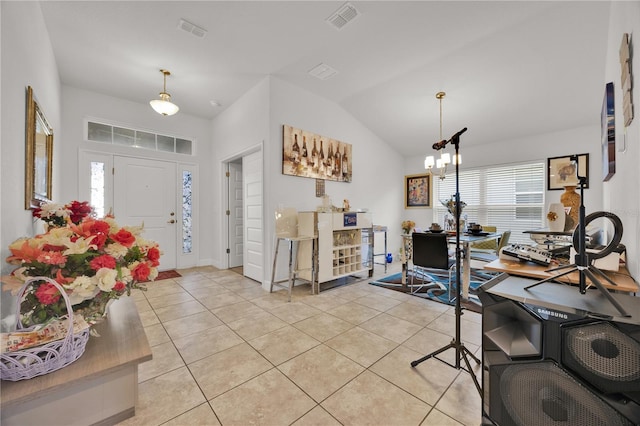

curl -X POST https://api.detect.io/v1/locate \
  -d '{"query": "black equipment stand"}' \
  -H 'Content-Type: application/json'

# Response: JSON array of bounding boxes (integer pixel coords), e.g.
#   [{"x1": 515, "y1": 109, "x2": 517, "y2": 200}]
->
[
  {"x1": 524, "y1": 156, "x2": 630, "y2": 318},
  {"x1": 410, "y1": 128, "x2": 482, "y2": 397}
]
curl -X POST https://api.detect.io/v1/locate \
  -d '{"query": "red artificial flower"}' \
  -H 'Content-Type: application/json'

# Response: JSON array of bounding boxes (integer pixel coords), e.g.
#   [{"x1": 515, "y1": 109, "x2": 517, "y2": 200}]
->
[
  {"x1": 111, "y1": 229, "x2": 136, "y2": 247},
  {"x1": 113, "y1": 281, "x2": 126, "y2": 292},
  {"x1": 41, "y1": 244, "x2": 66, "y2": 252},
  {"x1": 37, "y1": 251, "x2": 67, "y2": 266},
  {"x1": 35, "y1": 282, "x2": 61, "y2": 305},
  {"x1": 131, "y1": 262, "x2": 151, "y2": 281},
  {"x1": 147, "y1": 246, "x2": 161, "y2": 267},
  {"x1": 89, "y1": 254, "x2": 117, "y2": 271},
  {"x1": 90, "y1": 220, "x2": 111, "y2": 235},
  {"x1": 70, "y1": 219, "x2": 94, "y2": 239},
  {"x1": 68, "y1": 201, "x2": 92, "y2": 224},
  {"x1": 32, "y1": 207, "x2": 43, "y2": 219},
  {"x1": 91, "y1": 233, "x2": 107, "y2": 250}
]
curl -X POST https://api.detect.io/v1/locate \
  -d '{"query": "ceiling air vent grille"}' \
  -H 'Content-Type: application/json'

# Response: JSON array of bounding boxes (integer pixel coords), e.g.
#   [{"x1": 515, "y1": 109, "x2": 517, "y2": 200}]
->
[
  {"x1": 177, "y1": 18, "x2": 207, "y2": 38},
  {"x1": 308, "y1": 63, "x2": 339, "y2": 81},
  {"x1": 326, "y1": 3, "x2": 360, "y2": 30}
]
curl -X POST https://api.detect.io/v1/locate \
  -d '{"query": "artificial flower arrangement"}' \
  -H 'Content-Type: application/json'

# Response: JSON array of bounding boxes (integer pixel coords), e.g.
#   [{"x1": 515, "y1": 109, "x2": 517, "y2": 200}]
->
[
  {"x1": 441, "y1": 195, "x2": 467, "y2": 217},
  {"x1": 5, "y1": 201, "x2": 160, "y2": 326},
  {"x1": 401, "y1": 220, "x2": 415, "y2": 234}
]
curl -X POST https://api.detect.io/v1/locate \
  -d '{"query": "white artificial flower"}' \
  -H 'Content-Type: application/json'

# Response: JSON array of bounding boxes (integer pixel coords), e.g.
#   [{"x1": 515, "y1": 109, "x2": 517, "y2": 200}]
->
[
  {"x1": 147, "y1": 267, "x2": 159, "y2": 281},
  {"x1": 63, "y1": 236, "x2": 97, "y2": 255},
  {"x1": 124, "y1": 223, "x2": 144, "y2": 237},
  {"x1": 42, "y1": 227, "x2": 74, "y2": 246},
  {"x1": 64, "y1": 275, "x2": 99, "y2": 305},
  {"x1": 39, "y1": 203, "x2": 69, "y2": 219},
  {"x1": 102, "y1": 216, "x2": 119, "y2": 233},
  {"x1": 94, "y1": 268, "x2": 118, "y2": 292},
  {"x1": 12, "y1": 266, "x2": 29, "y2": 281},
  {"x1": 136, "y1": 236, "x2": 152, "y2": 249},
  {"x1": 119, "y1": 266, "x2": 133, "y2": 284},
  {"x1": 104, "y1": 242, "x2": 128, "y2": 259}
]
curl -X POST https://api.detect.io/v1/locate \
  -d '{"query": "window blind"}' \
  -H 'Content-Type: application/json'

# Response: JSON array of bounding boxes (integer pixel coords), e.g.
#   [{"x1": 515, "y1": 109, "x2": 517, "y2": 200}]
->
[{"x1": 434, "y1": 161, "x2": 545, "y2": 244}]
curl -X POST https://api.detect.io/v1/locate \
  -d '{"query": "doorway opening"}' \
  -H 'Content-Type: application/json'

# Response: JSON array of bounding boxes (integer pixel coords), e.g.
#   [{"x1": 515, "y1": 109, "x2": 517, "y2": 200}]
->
[
  {"x1": 227, "y1": 159, "x2": 243, "y2": 269},
  {"x1": 222, "y1": 145, "x2": 264, "y2": 284}
]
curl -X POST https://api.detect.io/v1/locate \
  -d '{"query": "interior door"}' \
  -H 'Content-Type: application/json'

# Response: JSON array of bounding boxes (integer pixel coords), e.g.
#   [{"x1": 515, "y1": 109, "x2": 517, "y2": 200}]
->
[
  {"x1": 242, "y1": 151, "x2": 263, "y2": 282},
  {"x1": 228, "y1": 161, "x2": 243, "y2": 268},
  {"x1": 113, "y1": 156, "x2": 177, "y2": 270}
]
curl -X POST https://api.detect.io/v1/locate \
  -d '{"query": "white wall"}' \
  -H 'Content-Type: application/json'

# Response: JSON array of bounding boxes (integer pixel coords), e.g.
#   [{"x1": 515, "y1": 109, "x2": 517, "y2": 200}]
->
[
  {"x1": 211, "y1": 78, "x2": 270, "y2": 269},
  {"x1": 603, "y1": 1, "x2": 640, "y2": 278},
  {"x1": 211, "y1": 76, "x2": 405, "y2": 281},
  {"x1": 1, "y1": 2, "x2": 61, "y2": 274},
  {"x1": 268, "y1": 77, "x2": 405, "y2": 261},
  {"x1": 60, "y1": 86, "x2": 215, "y2": 267}
]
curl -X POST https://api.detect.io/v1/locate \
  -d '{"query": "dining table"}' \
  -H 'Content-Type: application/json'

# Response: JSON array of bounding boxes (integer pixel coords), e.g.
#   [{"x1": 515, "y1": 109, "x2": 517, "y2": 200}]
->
[
  {"x1": 447, "y1": 231, "x2": 501, "y2": 299},
  {"x1": 400, "y1": 231, "x2": 500, "y2": 299}
]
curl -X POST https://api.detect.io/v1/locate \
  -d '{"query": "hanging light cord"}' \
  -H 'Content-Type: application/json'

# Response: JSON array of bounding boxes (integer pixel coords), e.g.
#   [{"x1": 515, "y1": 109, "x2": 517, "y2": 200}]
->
[
  {"x1": 161, "y1": 70, "x2": 170, "y2": 96},
  {"x1": 437, "y1": 91, "x2": 445, "y2": 141}
]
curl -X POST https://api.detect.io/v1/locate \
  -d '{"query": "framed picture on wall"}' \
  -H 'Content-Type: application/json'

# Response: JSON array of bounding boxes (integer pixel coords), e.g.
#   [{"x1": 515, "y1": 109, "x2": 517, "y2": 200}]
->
[
  {"x1": 282, "y1": 124, "x2": 352, "y2": 182},
  {"x1": 404, "y1": 173, "x2": 431, "y2": 208},
  {"x1": 547, "y1": 154, "x2": 589, "y2": 190},
  {"x1": 601, "y1": 82, "x2": 616, "y2": 181}
]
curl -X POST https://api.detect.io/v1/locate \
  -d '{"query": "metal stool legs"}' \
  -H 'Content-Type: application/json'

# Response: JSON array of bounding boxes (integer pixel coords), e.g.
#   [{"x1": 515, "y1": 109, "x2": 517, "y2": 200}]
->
[
  {"x1": 270, "y1": 237, "x2": 295, "y2": 302},
  {"x1": 270, "y1": 236, "x2": 316, "y2": 302}
]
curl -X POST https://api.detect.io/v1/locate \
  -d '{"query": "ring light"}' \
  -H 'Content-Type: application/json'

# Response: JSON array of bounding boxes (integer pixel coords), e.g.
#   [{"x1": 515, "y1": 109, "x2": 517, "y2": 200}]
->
[{"x1": 572, "y1": 211, "x2": 623, "y2": 260}]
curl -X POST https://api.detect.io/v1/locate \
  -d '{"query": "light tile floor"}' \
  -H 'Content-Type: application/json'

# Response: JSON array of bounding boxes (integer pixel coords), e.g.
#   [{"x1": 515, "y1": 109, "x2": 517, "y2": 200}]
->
[{"x1": 118, "y1": 262, "x2": 483, "y2": 426}]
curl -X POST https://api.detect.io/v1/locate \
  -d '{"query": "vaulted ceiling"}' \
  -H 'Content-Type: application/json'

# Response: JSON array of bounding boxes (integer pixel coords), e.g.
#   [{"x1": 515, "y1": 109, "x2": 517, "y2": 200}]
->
[{"x1": 40, "y1": 1, "x2": 610, "y2": 156}]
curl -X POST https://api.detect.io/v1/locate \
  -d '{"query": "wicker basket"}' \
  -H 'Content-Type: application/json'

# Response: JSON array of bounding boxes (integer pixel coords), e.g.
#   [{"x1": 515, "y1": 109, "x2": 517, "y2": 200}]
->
[{"x1": 1, "y1": 277, "x2": 90, "y2": 381}]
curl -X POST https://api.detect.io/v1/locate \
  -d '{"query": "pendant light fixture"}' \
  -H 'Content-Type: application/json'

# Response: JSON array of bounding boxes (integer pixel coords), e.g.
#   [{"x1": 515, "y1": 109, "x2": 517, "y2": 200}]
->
[
  {"x1": 150, "y1": 69, "x2": 179, "y2": 116},
  {"x1": 424, "y1": 91, "x2": 457, "y2": 179}
]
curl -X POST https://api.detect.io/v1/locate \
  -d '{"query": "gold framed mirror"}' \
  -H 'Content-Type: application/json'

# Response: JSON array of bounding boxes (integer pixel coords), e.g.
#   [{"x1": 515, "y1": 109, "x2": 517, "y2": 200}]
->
[{"x1": 25, "y1": 86, "x2": 53, "y2": 209}]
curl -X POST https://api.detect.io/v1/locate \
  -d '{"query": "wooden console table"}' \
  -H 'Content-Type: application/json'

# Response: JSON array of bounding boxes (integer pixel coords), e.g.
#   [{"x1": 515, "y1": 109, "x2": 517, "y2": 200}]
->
[
  {"x1": 1, "y1": 296, "x2": 152, "y2": 425},
  {"x1": 483, "y1": 258, "x2": 638, "y2": 293}
]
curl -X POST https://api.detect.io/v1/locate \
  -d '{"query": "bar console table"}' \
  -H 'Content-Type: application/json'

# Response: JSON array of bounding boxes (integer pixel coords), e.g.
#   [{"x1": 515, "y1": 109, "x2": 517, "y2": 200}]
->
[{"x1": 298, "y1": 211, "x2": 373, "y2": 291}]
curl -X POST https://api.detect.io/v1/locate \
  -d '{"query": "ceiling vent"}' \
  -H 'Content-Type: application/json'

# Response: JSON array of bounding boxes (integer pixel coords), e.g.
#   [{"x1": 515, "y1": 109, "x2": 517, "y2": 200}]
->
[
  {"x1": 308, "y1": 63, "x2": 339, "y2": 81},
  {"x1": 177, "y1": 18, "x2": 207, "y2": 38},
  {"x1": 326, "y1": 2, "x2": 360, "y2": 30}
]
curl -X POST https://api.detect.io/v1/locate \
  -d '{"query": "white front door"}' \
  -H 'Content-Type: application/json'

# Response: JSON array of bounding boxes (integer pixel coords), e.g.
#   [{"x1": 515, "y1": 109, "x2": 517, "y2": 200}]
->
[
  {"x1": 242, "y1": 151, "x2": 263, "y2": 282},
  {"x1": 113, "y1": 156, "x2": 177, "y2": 270},
  {"x1": 228, "y1": 161, "x2": 243, "y2": 268}
]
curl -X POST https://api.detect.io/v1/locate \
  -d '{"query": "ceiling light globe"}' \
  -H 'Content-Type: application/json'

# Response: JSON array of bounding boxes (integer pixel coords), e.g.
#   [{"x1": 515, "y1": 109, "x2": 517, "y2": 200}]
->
[
  {"x1": 150, "y1": 98, "x2": 179, "y2": 116},
  {"x1": 150, "y1": 70, "x2": 179, "y2": 116}
]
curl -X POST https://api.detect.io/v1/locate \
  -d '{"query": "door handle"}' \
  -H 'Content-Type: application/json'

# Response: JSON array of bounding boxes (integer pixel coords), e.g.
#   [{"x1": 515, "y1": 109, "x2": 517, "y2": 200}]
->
[{"x1": 168, "y1": 219, "x2": 176, "y2": 224}]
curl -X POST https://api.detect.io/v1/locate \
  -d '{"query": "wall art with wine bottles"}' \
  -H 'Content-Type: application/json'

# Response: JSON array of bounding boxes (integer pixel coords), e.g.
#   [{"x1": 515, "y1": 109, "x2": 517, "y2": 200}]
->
[{"x1": 282, "y1": 124, "x2": 352, "y2": 182}]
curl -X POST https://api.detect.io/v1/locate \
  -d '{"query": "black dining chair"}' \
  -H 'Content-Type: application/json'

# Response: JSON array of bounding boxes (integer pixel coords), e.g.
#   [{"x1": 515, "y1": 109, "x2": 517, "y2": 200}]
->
[{"x1": 410, "y1": 232, "x2": 456, "y2": 297}]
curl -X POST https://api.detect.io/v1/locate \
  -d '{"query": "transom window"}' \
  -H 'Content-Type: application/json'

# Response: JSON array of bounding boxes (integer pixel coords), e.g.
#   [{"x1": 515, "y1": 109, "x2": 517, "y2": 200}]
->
[{"x1": 86, "y1": 121, "x2": 193, "y2": 155}]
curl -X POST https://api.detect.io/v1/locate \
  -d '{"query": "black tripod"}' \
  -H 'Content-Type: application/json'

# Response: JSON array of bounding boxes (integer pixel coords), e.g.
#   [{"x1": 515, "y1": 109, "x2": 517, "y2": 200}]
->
[
  {"x1": 524, "y1": 161, "x2": 629, "y2": 318},
  {"x1": 410, "y1": 128, "x2": 482, "y2": 397}
]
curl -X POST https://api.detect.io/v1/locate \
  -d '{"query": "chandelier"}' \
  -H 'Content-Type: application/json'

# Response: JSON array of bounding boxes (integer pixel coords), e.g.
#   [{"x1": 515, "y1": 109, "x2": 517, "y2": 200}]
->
[{"x1": 425, "y1": 92, "x2": 459, "y2": 179}]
